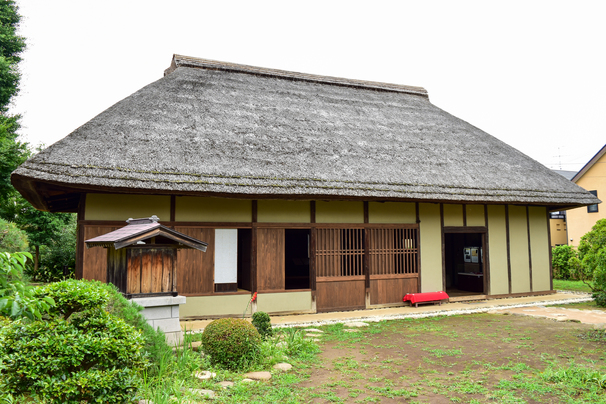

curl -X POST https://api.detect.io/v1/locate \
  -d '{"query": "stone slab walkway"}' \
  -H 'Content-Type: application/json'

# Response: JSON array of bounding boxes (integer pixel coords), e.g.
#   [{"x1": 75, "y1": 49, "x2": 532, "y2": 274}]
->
[
  {"x1": 494, "y1": 305, "x2": 606, "y2": 327},
  {"x1": 181, "y1": 291, "x2": 594, "y2": 332}
]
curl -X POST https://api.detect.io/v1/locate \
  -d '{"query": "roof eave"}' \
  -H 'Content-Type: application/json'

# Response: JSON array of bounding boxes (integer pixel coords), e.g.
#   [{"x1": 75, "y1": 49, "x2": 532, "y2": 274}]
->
[{"x1": 572, "y1": 144, "x2": 606, "y2": 182}]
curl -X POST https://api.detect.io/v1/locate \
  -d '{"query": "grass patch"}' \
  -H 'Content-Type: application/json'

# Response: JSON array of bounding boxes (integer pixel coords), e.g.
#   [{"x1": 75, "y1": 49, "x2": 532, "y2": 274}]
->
[
  {"x1": 553, "y1": 279, "x2": 593, "y2": 293},
  {"x1": 553, "y1": 300, "x2": 606, "y2": 311},
  {"x1": 134, "y1": 325, "x2": 321, "y2": 403}
]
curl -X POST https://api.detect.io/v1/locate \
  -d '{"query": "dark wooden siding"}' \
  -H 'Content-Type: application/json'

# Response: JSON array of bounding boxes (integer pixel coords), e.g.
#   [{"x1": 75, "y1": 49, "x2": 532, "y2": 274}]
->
[
  {"x1": 257, "y1": 228, "x2": 285, "y2": 291},
  {"x1": 370, "y1": 276, "x2": 418, "y2": 304},
  {"x1": 175, "y1": 227, "x2": 215, "y2": 294},
  {"x1": 83, "y1": 226, "x2": 119, "y2": 282},
  {"x1": 316, "y1": 278, "x2": 366, "y2": 312}
]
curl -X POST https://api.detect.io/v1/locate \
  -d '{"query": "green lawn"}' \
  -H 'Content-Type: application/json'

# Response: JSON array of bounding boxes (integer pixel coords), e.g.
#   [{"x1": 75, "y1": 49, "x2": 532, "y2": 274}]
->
[{"x1": 553, "y1": 279, "x2": 593, "y2": 293}]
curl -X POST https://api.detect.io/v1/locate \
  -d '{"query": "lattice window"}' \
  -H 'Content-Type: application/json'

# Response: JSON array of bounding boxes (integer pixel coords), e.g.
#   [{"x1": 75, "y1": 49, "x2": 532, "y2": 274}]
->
[
  {"x1": 316, "y1": 228, "x2": 364, "y2": 277},
  {"x1": 315, "y1": 227, "x2": 418, "y2": 278},
  {"x1": 368, "y1": 228, "x2": 418, "y2": 275}
]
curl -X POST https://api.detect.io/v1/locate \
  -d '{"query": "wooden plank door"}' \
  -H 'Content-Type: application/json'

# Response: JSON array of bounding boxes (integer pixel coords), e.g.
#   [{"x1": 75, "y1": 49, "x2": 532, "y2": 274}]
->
[
  {"x1": 257, "y1": 228, "x2": 285, "y2": 291},
  {"x1": 175, "y1": 227, "x2": 215, "y2": 295}
]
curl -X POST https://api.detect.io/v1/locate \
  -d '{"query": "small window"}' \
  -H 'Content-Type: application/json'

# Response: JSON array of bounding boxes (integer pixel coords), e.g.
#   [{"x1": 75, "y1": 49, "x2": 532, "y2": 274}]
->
[{"x1": 588, "y1": 190, "x2": 599, "y2": 213}]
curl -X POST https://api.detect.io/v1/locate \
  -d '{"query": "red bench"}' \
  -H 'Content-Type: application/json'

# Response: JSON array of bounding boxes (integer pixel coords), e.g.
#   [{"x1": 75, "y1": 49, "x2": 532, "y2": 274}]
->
[{"x1": 403, "y1": 291, "x2": 449, "y2": 308}]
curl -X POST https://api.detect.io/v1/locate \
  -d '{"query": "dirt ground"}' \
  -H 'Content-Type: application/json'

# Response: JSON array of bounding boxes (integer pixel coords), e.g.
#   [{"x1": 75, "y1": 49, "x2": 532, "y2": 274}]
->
[{"x1": 298, "y1": 313, "x2": 606, "y2": 403}]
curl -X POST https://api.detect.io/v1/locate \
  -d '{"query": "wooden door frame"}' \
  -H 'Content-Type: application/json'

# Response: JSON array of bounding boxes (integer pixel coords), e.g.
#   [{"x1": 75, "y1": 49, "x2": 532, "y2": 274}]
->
[{"x1": 442, "y1": 226, "x2": 488, "y2": 294}]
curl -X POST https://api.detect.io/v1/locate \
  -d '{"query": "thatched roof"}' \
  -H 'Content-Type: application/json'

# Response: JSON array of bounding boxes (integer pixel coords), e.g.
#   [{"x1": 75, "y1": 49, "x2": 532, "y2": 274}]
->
[{"x1": 12, "y1": 55, "x2": 600, "y2": 212}]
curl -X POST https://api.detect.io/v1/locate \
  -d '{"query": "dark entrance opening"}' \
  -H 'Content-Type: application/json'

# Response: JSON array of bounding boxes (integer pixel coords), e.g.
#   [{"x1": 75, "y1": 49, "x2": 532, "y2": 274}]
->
[
  {"x1": 285, "y1": 229, "x2": 310, "y2": 290},
  {"x1": 444, "y1": 232, "x2": 485, "y2": 297},
  {"x1": 237, "y1": 228, "x2": 252, "y2": 291}
]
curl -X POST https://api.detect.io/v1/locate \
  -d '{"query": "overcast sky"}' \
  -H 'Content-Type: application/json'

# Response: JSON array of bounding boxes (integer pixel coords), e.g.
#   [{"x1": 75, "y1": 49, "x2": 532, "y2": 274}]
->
[{"x1": 12, "y1": 0, "x2": 606, "y2": 172}]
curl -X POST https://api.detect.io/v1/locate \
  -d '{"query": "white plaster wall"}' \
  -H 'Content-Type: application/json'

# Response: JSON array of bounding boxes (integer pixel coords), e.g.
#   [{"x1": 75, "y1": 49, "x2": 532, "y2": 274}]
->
[{"x1": 214, "y1": 229, "x2": 238, "y2": 283}]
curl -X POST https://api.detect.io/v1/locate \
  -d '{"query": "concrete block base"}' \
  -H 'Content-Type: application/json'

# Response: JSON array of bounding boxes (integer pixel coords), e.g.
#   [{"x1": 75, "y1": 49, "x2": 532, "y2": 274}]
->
[{"x1": 132, "y1": 295, "x2": 186, "y2": 346}]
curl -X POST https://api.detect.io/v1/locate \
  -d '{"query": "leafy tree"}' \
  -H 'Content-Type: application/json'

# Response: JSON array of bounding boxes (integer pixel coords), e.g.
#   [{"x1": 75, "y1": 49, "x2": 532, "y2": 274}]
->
[
  {"x1": 0, "y1": 3, "x2": 76, "y2": 277},
  {"x1": 0, "y1": 0, "x2": 27, "y2": 209},
  {"x1": 569, "y1": 218, "x2": 606, "y2": 307},
  {"x1": 552, "y1": 245, "x2": 578, "y2": 280},
  {"x1": 37, "y1": 214, "x2": 77, "y2": 281}
]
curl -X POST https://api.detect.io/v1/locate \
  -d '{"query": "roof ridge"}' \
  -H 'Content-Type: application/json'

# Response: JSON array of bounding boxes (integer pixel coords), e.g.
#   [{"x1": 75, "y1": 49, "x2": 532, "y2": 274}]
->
[{"x1": 166, "y1": 54, "x2": 429, "y2": 97}]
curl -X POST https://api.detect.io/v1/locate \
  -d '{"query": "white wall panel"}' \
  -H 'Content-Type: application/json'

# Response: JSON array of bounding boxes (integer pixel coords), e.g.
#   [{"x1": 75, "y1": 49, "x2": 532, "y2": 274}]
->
[{"x1": 214, "y1": 229, "x2": 238, "y2": 284}]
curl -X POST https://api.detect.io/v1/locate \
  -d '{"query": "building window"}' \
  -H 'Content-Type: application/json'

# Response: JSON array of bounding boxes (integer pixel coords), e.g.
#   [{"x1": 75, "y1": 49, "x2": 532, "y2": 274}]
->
[{"x1": 588, "y1": 190, "x2": 599, "y2": 213}]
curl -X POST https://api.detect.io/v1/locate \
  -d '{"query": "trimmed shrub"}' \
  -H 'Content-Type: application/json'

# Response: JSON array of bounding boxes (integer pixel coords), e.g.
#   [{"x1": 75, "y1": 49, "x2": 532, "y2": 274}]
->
[
  {"x1": 0, "y1": 279, "x2": 147, "y2": 403},
  {"x1": 552, "y1": 245, "x2": 578, "y2": 279},
  {"x1": 201, "y1": 317, "x2": 261, "y2": 370},
  {"x1": 99, "y1": 282, "x2": 171, "y2": 369},
  {"x1": 570, "y1": 218, "x2": 606, "y2": 306},
  {"x1": 594, "y1": 292, "x2": 606, "y2": 308},
  {"x1": 252, "y1": 311, "x2": 273, "y2": 340},
  {"x1": 0, "y1": 251, "x2": 53, "y2": 320},
  {"x1": 0, "y1": 218, "x2": 28, "y2": 253}
]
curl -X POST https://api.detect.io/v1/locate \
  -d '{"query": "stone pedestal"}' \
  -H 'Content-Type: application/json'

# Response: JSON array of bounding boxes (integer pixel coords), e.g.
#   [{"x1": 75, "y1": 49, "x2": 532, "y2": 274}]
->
[{"x1": 132, "y1": 295, "x2": 186, "y2": 346}]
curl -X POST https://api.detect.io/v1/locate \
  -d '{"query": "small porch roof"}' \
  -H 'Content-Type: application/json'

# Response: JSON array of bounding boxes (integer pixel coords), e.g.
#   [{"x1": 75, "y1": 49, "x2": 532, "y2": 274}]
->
[{"x1": 85, "y1": 215, "x2": 208, "y2": 251}]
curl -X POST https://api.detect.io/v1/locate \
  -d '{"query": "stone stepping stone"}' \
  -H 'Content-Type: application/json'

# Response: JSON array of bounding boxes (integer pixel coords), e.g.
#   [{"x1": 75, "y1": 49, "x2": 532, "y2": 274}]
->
[
  {"x1": 139, "y1": 400, "x2": 153, "y2": 404},
  {"x1": 306, "y1": 333, "x2": 322, "y2": 338},
  {"x1": 189, "y1": 341, "x2": 202, "y2": 351},
  {"x1": 343, "y1": 329, "x2": 359, "y2": 333},
  {"x1": 218, "y1": 381, "x2": 234, "y2": 388},
  {"x1": 244, "y1": 371, "x2": 272, "y2": 380},
  {"x1": 273, "y1": 362, "x2": 292, "y2": 371},
  {"x1": 195, "y1": 370, "x2": 216, "y2": 380},
  {"x1": 345, "y1": 321, "x2": 368, "y2": 327},
  {"x1": 241, "y1": 378, "x2": 256, "y2": 383},
  {"x1": 305, "y1": 328, "x2": 324, "y2": 333},
  {"x1": 189, "y1": 388, "x2": 215, "y2": 398}
]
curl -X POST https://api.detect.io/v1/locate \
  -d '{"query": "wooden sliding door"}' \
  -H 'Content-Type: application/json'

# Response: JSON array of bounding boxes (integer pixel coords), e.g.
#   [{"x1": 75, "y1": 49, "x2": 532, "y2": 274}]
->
[
  {"x1": 257, "y1": 228, "x2": 285, "y2": 291},
  {"x1": 314, "y1": 226, "x2": 420, "y2": 311},
  {"x1": 368, "y1": 227, "x2": 419, "y2": 304},
  {"x1": 315, "y1": 228, "x2": 366, "y2": 312}
]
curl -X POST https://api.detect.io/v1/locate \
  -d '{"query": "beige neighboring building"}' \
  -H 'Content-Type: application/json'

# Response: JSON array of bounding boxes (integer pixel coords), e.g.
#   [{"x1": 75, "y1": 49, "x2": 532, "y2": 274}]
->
[{"x1": 566, "y1": 145, "x2": 606, "y2": 247}]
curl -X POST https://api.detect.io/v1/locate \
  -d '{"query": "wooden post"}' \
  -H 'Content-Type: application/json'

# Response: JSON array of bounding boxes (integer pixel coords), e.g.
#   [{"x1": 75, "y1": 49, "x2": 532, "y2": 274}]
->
[{"x1": 251, "y1": 200, "x2": 258, "y2": 293}]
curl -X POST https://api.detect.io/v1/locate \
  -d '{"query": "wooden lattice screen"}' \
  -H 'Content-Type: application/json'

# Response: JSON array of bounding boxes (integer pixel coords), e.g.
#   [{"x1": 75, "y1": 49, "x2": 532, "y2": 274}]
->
[
  {"x1": 315, "y1": 227, "x2": 418, "y2": 278},
  {"x1": 368, "y1": 228, "x2": 418, "y2": 276},
  {"x1": 316, "y1": 228, "x2": 364, "y2": 277}
]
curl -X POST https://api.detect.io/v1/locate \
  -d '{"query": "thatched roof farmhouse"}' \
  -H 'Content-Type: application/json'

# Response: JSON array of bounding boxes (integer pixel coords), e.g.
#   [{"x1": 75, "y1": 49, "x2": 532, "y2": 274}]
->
[{"x1": 12, "y1": 55, "x2": 599, "y2": 316}]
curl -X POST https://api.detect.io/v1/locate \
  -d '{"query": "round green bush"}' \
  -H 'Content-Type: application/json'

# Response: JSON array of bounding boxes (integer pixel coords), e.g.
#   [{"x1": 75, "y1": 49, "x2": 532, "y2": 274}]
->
[
  {"x1": 252, "y1": 311, "x2": 273, "y2": 340},
  {"x1": 201, "y1": 318, "x2": 261, "y2": 369}
]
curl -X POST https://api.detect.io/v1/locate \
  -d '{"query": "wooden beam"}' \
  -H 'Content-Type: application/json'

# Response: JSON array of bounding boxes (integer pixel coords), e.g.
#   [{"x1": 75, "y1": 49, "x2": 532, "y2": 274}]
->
[
  {"x1": 441, "y1": 203, "x2": 446, "y2": 292},
  {"x1": 75, "y1": 193, "x2": 86, "y2": 279},
  {"x1": 443, "y1": 226, "x2": 487, "y2": 234}
]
